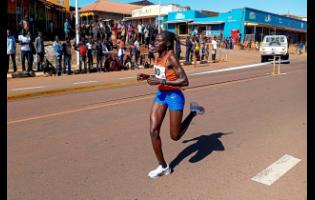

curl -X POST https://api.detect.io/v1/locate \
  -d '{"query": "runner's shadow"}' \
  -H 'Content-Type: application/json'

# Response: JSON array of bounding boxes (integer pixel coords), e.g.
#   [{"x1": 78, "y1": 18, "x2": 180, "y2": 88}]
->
[{"x1": 169, "y1": 132, "x2": 232, "y2": 170}]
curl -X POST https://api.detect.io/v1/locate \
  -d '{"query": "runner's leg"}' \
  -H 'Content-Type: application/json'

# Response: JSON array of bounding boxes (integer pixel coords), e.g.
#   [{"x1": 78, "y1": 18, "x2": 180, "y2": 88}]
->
[{"x1": 150, "y1": 102, "x2": 168, "y2": 166}]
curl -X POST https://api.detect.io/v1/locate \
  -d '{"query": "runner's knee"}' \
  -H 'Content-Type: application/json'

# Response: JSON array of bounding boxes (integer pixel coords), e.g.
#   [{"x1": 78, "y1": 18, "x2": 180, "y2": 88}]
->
[{"x1": 150, "y1": 128, "x2": 160, "y2": 139}]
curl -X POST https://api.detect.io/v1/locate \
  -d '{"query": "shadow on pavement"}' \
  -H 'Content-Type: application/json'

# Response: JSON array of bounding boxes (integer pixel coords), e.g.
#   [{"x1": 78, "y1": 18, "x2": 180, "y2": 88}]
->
[{"x1": 170, "y1": 132, "x2": 233, "y2": 170}]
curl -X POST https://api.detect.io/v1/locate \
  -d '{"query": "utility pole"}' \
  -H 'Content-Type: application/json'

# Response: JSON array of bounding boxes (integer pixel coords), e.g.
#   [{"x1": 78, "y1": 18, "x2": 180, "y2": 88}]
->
[
  {"x1": 158, "y1": 0, "x2": 161, "y2": 33},
  {"x1": 75, "y1": 0, "x2": 80, "y2": 66}
]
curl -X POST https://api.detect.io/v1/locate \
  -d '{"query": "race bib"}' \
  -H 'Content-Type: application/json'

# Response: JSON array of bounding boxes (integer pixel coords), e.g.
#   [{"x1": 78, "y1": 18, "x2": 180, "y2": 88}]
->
[{"x1": 154, "y1": 65, "x2": 166, "y2": 79}]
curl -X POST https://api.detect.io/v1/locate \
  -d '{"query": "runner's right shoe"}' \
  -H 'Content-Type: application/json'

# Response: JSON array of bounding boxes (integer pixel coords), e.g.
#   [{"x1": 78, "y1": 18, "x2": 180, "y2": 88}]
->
[
  {"x1": 190, "y1": 102, "x2": 205, "y2": 115},
  {"x1": 148, "y1": 164, "x2": 171, "y2": 179}
]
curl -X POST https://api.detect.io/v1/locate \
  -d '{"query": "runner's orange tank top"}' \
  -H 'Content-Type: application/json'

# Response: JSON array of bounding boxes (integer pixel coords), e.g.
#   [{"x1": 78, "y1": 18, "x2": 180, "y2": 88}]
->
[{"x1": 154, "y1": 50, "x2": 179, "y2": 91}]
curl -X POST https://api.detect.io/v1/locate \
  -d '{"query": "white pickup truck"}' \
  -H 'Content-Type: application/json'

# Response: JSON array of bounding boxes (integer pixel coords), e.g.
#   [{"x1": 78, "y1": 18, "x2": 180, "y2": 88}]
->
[{"x1": 259, "y1": 35, "x2": 290, "y2": 63}]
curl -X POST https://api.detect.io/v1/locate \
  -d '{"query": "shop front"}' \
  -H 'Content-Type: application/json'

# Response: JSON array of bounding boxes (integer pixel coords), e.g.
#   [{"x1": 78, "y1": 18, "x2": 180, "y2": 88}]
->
[
  {"x1": 243, "y1": 8, "x2": 307, "y2": 43},
  {"x1": 7, "y1": 0, "x2": 70, "y2": 38}
]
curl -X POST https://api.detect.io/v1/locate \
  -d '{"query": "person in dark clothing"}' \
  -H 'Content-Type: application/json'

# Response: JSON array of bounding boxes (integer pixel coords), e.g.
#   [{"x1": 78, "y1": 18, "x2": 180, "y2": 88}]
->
[
  {"x1": 175, "y1": 36, "x2": 182, "y2": 60},
  {"x1": 62, "y1": 39, "x2": 73, "y2": 74},
  {"x1": 185, "y1": 36, "x2": 193, "y2": 64},
  {"x1": 34, "y1": 31, "x2": 45, "y2": 71},
  {"x1": 95, "y1": 40, "x2": 103, "y2": 72}
]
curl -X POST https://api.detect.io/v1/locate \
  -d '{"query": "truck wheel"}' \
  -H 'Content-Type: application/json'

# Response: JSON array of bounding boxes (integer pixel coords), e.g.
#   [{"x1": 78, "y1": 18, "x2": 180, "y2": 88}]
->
[
  {"x1": 281, "y1": 54, "x2": 290, "y2": 64},
  {"x1": 261, "y1": 56, "x2": 267, "y2": 63}
]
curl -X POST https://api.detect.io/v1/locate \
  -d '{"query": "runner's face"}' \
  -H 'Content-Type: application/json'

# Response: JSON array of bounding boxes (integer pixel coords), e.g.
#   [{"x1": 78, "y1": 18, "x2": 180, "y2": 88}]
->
[{"x1": 154, "y1": 34, "x2": 166, "y2": 52}]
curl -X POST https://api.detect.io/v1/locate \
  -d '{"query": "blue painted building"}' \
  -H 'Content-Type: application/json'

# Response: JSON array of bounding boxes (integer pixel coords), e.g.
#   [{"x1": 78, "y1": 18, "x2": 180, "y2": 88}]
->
[{"x1": 165, "y1": 7, "x2": 307, "y2": 43}]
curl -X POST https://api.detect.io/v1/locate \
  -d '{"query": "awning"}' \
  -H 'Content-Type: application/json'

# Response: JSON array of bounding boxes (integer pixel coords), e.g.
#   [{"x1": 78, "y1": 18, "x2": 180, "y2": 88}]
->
[
  {"x1": 189, "y1": 21, "x2": 224, "y2": 25},
  {"x1": 165, "y1": 20, "x2": 194, "y2": 24}
]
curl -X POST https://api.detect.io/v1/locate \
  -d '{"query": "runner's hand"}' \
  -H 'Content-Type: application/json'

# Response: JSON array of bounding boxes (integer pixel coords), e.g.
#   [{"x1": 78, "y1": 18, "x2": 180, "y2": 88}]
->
[
  {"x1": 137, "y1": 73, "x2": 150, "y2": 81},
  {"x1": 147, "y1": 76, "x2": 163, "y2": 85}
]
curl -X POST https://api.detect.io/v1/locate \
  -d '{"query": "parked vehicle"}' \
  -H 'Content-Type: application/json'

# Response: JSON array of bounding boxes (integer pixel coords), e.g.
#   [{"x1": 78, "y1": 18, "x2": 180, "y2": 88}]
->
[{"x1": 259, "y1": 35, "x2": 290, "y2": 63}]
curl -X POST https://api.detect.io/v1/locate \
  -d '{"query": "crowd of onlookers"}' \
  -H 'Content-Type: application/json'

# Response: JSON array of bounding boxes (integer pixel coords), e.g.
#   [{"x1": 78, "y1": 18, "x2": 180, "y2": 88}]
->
[
  {"x1": 8, "y1": 17, "x2": 305, "y2": 77},
  {"x1": 7, "y1": 17, "x2": 220, "y2": 77}
]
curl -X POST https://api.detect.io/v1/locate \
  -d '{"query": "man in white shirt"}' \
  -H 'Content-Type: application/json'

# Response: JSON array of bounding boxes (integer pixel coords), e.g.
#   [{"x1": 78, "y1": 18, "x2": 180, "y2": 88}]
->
[
  {"x1": 18, "y1": 23, "x2": 32, "y2": 72},
  {"x1": 211, "y1": 36, "x2": 217, "y2": 62},
  {"x1": 137, "y1": 23, "x2": 143, "y2": 44}
]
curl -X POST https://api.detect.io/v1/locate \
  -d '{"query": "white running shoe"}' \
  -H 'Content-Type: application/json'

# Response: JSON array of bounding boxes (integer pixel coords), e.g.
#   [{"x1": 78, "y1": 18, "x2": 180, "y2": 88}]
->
[
  {"x1": 148, "y1": 164, "x2": 171, "y2": 179},
  {"x1": 190, "y1": 102, "x2": 205, "y2": 115}
]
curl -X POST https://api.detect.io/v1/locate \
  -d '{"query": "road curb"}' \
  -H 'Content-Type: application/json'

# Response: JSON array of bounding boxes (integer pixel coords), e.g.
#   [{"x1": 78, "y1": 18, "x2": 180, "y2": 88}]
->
[{"x1": 7, "y1": 79, "x2": 142, "y2": 101}]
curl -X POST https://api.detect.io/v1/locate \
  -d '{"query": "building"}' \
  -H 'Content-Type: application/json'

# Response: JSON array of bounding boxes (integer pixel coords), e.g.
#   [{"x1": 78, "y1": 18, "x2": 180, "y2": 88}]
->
[
  {"x1": 124, "y1": 4, "x2": 190, "y2": 28},
  {"x1": 166, "y1": 7, "x2": 307, "y2": 43},
  {"x1": 7, "y1": 0, "x2": 70, "y2": 37},
  {"x1": 79, "y1": 0, "x2": 143, "y2": 24},
  {"x1": 129, "y1": 0, "x2": 154, "y2": 6}
]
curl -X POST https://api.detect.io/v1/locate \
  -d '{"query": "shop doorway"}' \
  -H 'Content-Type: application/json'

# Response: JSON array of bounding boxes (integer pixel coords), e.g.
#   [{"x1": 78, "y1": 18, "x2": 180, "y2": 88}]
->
[{"x1": 179, "y1": 23, "x2": 188, "y2": 35}]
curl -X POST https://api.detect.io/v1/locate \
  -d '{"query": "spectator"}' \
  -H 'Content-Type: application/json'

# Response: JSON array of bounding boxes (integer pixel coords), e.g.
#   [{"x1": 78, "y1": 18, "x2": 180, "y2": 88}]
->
[
  {"x1": 52, "y1": 36, "x2": 63, "y2": 75},
  {"x1": 7, "y1": 29, "x2": 17, "y2": 73},
  {"x1": 18, "y1": 22, "x2": 32, "y2": 72},
  {"x1": 133, "y1": 38, "x2": 140, "y2": 67},
  {"x1": 64, "y1": 19, "x2": 71, "y2": 40},
  {"x1": 95, "y1": 40, "x2": 103, "y2": 72},
  {"x1": 148, "y1": 41, "x2": 155, "y2": 65},
  {"x1": 118, "y1": 40, "x2": 125, "y2": 66},
  {"x1": 175, "y1": 36, "x2": 181, "y2": 60},
  {"x1": 144, "y1": 25, "x2": 149, "y2": 46},
  {"x1": 34, "y1": 31, "x2": 45, "y2": 71},
  {"x1": 137, "y1": 23, "x2": 143, "y2": 44},
  {"x1": 185, "y1": 36, "x2": 193, "y2": 64},
  {"x1": 86, "y1": 39, "x2": 93, "y2": 71},
  {"x1": 62, "y1": 38, "x2": 73, "y2": 75},
  {"x1": 77, "y1": 41, "x2": 88, "y2": 73},
  {"x1": 211, "y1": 37, "x2": 217, "y2": 62}
]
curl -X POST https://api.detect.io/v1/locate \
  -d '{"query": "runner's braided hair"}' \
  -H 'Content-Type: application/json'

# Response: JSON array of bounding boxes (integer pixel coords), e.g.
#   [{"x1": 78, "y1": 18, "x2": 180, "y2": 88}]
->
[{"x1": 160, "y1": 31, "x2": 176, "y2": 50}]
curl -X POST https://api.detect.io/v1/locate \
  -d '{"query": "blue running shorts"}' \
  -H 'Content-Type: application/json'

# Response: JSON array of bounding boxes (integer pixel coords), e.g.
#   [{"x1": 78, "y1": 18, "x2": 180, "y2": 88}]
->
[{"x1": 154, "y1": 89, "x2": 185, "y2": 110}]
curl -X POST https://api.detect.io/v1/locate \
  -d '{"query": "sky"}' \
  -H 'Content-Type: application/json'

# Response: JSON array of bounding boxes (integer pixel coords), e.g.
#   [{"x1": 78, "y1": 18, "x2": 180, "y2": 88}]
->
[{"x1": 70, "y1": 0, "x2": 307, "y2": 17}]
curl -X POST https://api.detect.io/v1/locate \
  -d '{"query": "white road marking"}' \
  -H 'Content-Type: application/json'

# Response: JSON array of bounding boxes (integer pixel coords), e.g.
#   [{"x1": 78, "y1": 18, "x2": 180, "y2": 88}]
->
[
  {"x1": 190, "y1": 60, "x2": 289, "y2": 76},
  {"x1": 73, "y1": 81, "x2": 99, "y2": 85},
  {"x1": 119, "y1": 76, "x2": 135, "y2": 80},
  {"x1": 251, "y1": 154, "x2": 301, "y2": 186},
  {"x1": 12, "y1": 86, "x2": 45, "y2": 91}
]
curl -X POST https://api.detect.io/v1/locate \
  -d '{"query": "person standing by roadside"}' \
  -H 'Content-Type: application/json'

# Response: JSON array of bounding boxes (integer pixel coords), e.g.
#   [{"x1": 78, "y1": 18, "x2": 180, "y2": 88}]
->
[
  {"x1": 77, "y1": 41, "x2": 88, "y2": 73},
  {"x1": 175, "y1": 36, "x2": 181, "y2": 60},
  {"x1": 185, "y1": 36, "x2": 193, "y2": 65},
  {"x1": 34, "y1": 31, "x2": 45, "y2": 72},
  {"x1": 86, "y1": 39, "x2": 94, "y2": 71},
  {"x1": 53, "y1": 36, "x2": 63, "y2": 76},
  {"x1": 118, "y1": 39, "x2": 125, "y2": 66},
  {"x1": 95, "y1": 40, "x2": 103, "y2": 72},
  {"x1": 134, "y1": 38, "x2": 140, "y2": 67},
  {"x1": 64, "y1": 19, "x2": 71, "y2": 40},
  {"x1": 211, "y1": 36, "x2": 217, "y2": 63},
  {"x1": 62, "y1": 38, "x2": 73, "y2": 75},
  {"x1": 148, "y1": 41, "x2": 155, "y2": 65},
  {"x1": 7, "y1": 29, "x2": 17, "y2": 73},
  {"x1": 18, "y1": 20, "x2": 32, "y2": 72}
]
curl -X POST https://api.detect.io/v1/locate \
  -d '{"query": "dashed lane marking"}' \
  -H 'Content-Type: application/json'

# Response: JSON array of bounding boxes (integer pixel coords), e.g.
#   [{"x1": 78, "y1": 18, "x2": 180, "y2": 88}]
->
[
  {"x1": 251, "y1": 154, "x2": 301, "y2": 186},
  {"x1": 11, "y1": 86, "x2": 45, "y2": 91},
  {"x1": 73, "y1": 81, "x2": 99, "y2": 85}
]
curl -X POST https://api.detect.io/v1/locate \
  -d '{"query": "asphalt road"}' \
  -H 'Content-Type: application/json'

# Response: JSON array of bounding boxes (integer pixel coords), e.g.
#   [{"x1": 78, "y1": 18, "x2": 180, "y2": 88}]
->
[{"x1": 7, "y1": 58, "x2": 306, "y2": 200}]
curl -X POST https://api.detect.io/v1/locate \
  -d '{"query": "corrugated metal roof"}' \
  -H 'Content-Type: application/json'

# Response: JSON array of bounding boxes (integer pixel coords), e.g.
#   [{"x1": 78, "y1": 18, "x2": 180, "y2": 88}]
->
[{"x1": 80, "y1": 0, "x2": 143, "y2": 15}]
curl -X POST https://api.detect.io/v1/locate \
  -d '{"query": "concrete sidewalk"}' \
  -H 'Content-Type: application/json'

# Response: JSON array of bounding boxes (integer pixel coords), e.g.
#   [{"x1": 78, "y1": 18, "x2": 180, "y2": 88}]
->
[{"x1": 9, "y1": 49, "x2": 306, "y2": 101}]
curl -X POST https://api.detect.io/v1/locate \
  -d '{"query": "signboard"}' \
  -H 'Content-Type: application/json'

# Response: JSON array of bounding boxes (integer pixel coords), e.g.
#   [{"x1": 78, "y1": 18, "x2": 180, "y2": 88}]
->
[
  {"x1": 245, "y1": 8, "x2": 307, "y2": 31},
  {"x1": 47, "y1": 0, "x2": 69, "y2": 11},
  {"x1": 175, "y1": 13, "x2": 185, "y2": 20},
  {"x1": 132, "y1": 5, "x2": 188, "y2": 18}
]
